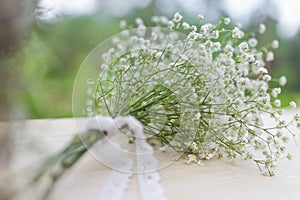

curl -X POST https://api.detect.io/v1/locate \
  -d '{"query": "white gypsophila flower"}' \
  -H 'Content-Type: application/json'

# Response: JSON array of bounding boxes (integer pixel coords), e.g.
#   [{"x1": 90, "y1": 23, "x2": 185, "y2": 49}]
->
[
  {"x1": 294, "y1": 114, "x2": 300, "y2": 122},
  {"x1": 259, "y1": 23, "x2": 266, "y2": 34},
  {"x1": 191, "y1": 142, "x2": 198, "y2": 151},
  {"x1": 211, "y1": 30, "x2": 219, "y2": 39},
  {"x1": 200, "y1": 23, "x2": 213, "y2": 35},
  {"x1": 188, "y1": 31, "x2": 199, "y2": 40},
  {"x1": 182, "y1": 22, "x2": 190, "y2": 30},
  {"x1": 159, "y1": 145, "x2": 168, "y2": 152},
  {"x1": 205, "y1": 153, "x2": 214, "y2": 160},
  {"x1": 198, "y1": 14, "x2": 204, "y2": 21},
  {"x1": 224, "y1": 17, "x2": 231, "y2": 25},
  {"x1": 266, "y1": 51, "x2": 274, "y2": 62},
  {"x1": 160, "y1": 16, "x2": 169, "y2": 24},
  {"x1": 263, "y1": 74, "x2": 272, "y2": 81},
  {"x1": 289, "y1": 101, "x2": 297, "y2": 108},
  {"x1": 239, "y1": 42, "x2": 249, "y2": 52},
  {"x1": 190, "y1": 25, "x2": 197, "y2": 32},
  {"x1": 168, "y1": 21, "x2": 175, "y2": 29},
  {"x1": 272, "y1": 87, "x2": 281, "y2": 98},
  {"x1": 248, "y1": 38, "x2": 258, "y2": 48},
  {"x1": 232, "y1": 27, "x2": 244, "y2": 38},
  {"x1": 197, "y1": 160, "x2": 204, "y2": 165},
  {"x1": 272, "y1": 39, "x2": 279, "y2": 49},
  {"x1": 173, "y1": 12, "x2": 183, "y2": 22},
  {"x1": 224, "y1": 44, "x2": 234, "y2": 54},
  {"x1": 119, "y1": 20, "x2": 127, "y2": 29},
  {"x1": 195, "y1": 112, "x2": 201, "y2": 120},
  {"x1": 274, "y1": 99, "x2": 281, "y2": 107},
  {"x1": 279, "y1": 76, "x2": 287, "y2": 86},
  {"x1": 135, "y1": 17, "x2": 143, "y2": 25},
  {"x1": 258, "y1": 67, "x2": 268, "y2": 74},
  {"x1": 151, "y1": 16, "x2": 159, "y2": 23},
  {"x1": 186, "y1": 154, "x2": 197, "y2": 164}
]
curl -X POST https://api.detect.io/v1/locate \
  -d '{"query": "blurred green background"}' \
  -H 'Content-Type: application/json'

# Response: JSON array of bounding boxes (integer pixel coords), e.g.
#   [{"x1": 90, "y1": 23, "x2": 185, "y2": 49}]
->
[{"x1": 7, "y1": 0, "x2": 300, "y2": 119}]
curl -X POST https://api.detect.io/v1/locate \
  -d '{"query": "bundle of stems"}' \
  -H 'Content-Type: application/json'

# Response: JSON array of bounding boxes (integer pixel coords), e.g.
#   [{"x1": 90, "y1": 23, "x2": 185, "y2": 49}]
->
[{"x1": 32, "y1": 130, "x2": 105, "y2": 200}]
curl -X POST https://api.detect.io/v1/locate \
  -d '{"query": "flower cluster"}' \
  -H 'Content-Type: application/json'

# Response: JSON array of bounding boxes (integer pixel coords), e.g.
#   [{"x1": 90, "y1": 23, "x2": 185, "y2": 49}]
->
[{"x1": 86, "y1": 12, "x2": 299, "y2": 176}]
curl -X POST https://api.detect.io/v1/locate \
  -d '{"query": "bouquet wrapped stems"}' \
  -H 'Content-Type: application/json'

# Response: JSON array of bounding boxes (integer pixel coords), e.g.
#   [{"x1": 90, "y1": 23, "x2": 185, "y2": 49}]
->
[{"x1": 32, "y1": 130, "x2": 105, "y2": 200}]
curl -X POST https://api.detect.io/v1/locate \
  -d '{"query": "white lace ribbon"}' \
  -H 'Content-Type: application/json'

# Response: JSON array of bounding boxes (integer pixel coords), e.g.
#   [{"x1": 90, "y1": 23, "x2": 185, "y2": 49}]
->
[{"x1": 87, "y1": 115, "x2": 166, "y2": 200}]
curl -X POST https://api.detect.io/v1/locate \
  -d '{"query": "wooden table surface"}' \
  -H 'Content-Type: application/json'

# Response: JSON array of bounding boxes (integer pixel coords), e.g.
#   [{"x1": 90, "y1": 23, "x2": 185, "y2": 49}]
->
[{"x1": 2, "y1": 109, "x2": 300, "y2": 200}]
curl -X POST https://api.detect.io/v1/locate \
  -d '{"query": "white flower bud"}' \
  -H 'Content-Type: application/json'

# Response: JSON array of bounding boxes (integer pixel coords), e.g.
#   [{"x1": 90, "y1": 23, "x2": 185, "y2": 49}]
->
[
  {"x1": 274, "y1": 99, "x2": 281, "y2": 107},
  {"x1": 224, "y1": 17, "x2": 231, "y2": 25},
  {"x1": 271, "y1": 39, "x2": 279, "y2": 49},
  {"x1": 198, "y1": 14, "x2": 204, "y2": 21},
  {"x1": 248, "y1": 38, "x2": 258, "y2": 48},
  {"x1": 266, "y1": 51, "x2": 274, "y2": 62},
  {"x1": 259, "y1": 23, "x2": 266, "y2": 34},
  {"x1": 119, "y1": 20, "x2": 127, "y2": 29},
  {"x1": 182, "y1": 22, "x2": 190, "y2": 30},
  {"x1": 263, "y1": 74, "x2": 272, "y2": 81},
  {"x1": 279, "y1": 76, "x2": 287, "y2": 86},
  {"x1": 258, "y1": 67, "x2": 268, "y2": 74}
]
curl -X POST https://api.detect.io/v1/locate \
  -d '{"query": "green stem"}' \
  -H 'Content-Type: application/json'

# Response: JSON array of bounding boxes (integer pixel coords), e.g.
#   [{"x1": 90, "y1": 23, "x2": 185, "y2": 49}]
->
[{"x1": 32, "y1": 129, "x2": 105, "y2": 200}]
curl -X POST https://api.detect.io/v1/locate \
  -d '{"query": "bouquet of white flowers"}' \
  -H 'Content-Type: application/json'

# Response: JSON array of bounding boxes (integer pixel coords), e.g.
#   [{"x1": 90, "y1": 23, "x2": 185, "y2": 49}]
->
[
  {"x1": 34, "y1": 12, "x2": 299, "y2": 199},
  {"x1": 81, "y1": 12, "x2": 299, "y2": 176}
]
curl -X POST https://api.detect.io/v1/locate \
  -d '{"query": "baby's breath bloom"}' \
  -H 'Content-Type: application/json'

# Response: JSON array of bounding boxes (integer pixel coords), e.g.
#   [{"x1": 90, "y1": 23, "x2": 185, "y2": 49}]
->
[
  {"x1": 224, "y1": 44, "x2": 234, "y2": 54},
  {"x1": 188, "y1": 31, "x2": 199, "y2": 40},
  {"x1": 266, "y1": 51, "x2": 274, "y2": 62},
  {"x1": 190, "y1": 25, "x2": 197, "y2": 32},
  {"x1": 232, "y1": 27, "x2": 244, "y2": 38},
  {"x1": 197, "y1": 14, "x2": 204, "y2": 21},
  {"x1": 263, "y1": 74, "x2": 271, "y2": 81},
  {"x1": 224, "y1": 17, "x2": 231, "y2": 25},
  {"x1": 248, "y1": 38, "x2": 258, "y2": 48},
  {"x1": 211, "y1": 30, "x2": 219, "y2": 39},
  {"x1": 258, "y1": 67, "x2": 268, "y2": 74},
  {"x1": 201, "y1": 23, "x2": 213, "y2": 34},
  {"x1": 173, "y1": 12, "x2": 183, "y2": 22},
  {"x1": 135, "y1": 17, "x2": 144, "y2": 25},
  {"x1": 272, "y1": 39, "x2": 279, "y2": 49},
  {"x1": 186, "y1": 154, "x2": 197, "y2": 164},
  {"x1": 160, "y1": 16, "x2": 169, "y2": 24},
  {"x1": 274, "y1": 99, "x2": 281, "y2": 107},
  {"x1": 239, "y1": 42, "x2": 249, "y2": 52},
  {"x1": 195, "y1": 112, "x2": 201, "y2": 120},
  {"x1": 150, "y1": 16, "x2": 159, "y2": 23},
  {"x1": 259, "y1": 23, "x2": 267, "y2": 34},
  {"x1": 294, "y1": 114, "x2": 300, "y2": 122},
  {"x1": 272, "y1": 88, "x2": 281, "y2": 98},
  {"x1": 168, "y1": 21, "x2": 175, "y2": 29},
  {"x1": 279, "y1": 76, "x2": 287, "y2": 86},
  {"x1": 182, "y1": 22, "x2": 190, "y2": 30},
  {"x1": 119, "y1": 20, "x2": 127, "y2": 29}
]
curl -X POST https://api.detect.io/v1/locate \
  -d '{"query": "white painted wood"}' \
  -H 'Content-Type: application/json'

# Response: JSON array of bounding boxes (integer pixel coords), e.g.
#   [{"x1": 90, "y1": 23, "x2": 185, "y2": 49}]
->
[{"x1": 2, "y1": 109, "x2": 300, "y2": 200}]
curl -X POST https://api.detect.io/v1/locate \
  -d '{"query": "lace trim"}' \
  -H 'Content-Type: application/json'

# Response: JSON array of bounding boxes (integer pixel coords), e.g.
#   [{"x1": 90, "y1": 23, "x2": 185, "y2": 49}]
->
[{"x1": 87, "y1": 115, "x2": 166, "y2": 200}]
